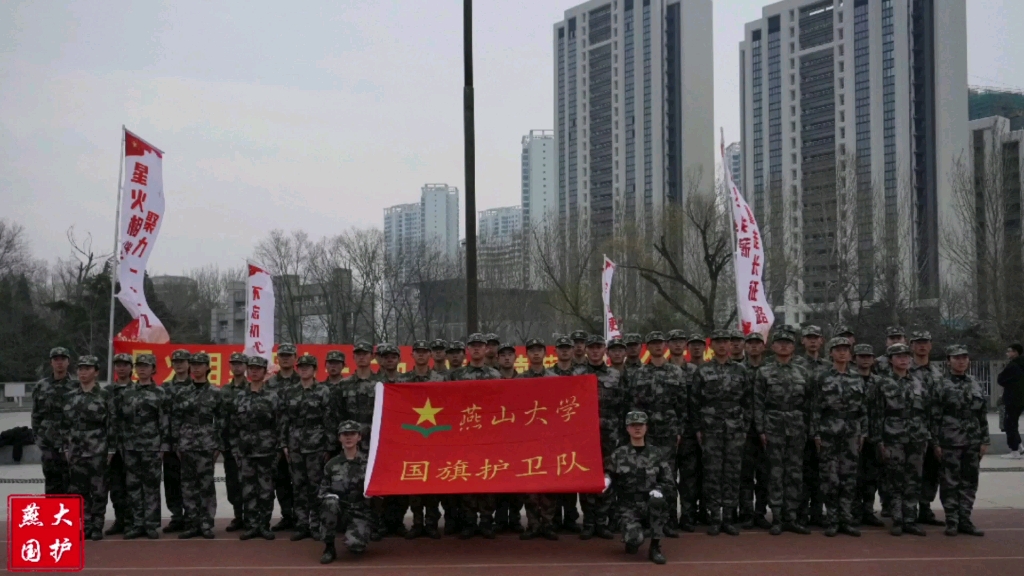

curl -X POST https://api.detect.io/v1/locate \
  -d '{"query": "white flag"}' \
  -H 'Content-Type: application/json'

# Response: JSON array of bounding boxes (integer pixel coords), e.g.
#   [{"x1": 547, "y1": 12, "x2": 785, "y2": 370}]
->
[
  {"x1": 602, "y1": 255, "x2": 622, "y2": 340},
  {"x1": 115, "y1": 129, "x2": 169, "y2": 343},
  {"x1": 245, "y1": 261, "x2": 275, "y2": 361},
  {"x1": 722, "y1": 136, "x2": 774, "y2": 338}
]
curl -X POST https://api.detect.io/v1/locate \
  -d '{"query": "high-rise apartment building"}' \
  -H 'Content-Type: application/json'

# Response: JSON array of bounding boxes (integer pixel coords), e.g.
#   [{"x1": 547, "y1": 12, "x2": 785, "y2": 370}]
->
[
  {"x1": 521, "y1": 130, "x2": 557, "y2": 236},
  {"x1": 383, "y1": 184, "x2": 460, "y2": 261},
  {"x1": 383, "y1": 202, "x2": 422, "y2": 261},
  {"x1": 725, "y1": 141, "x2": 743, "y2": 196},
  {"x1": 478, "y1": 206, "x2": 524, "y2": 282},
  {"x1": 554, "y1": 0, "x2": 713, "y2": 246},
  {"x1": 739, "y1": 0, "x2": 967, "y2": 322}
]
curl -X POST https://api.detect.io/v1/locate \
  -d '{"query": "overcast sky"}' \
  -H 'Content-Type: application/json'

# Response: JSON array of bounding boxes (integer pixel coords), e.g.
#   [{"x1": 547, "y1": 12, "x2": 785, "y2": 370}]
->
[{"x1": 1, "y1": 0, "x2": 1020, "y2": 274}]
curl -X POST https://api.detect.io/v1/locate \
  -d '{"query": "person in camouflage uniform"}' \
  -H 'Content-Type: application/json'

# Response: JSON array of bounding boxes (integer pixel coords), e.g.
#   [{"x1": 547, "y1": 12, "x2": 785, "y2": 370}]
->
[
  {"x1": 430, "y1": 339, "x2": 449, "y2": 377},
  {"x1": 624, "y1": 331, "x2": 682, "y2": 538},
  {"x1": 323, "y1": 350, "x2": 347, "y2": 388},
  {"x1": 230, "y1": 355, "x2": 287, "y2": 541},
  {"x1": 574, "y1": 334, "x2": 626, "y2": 540},
  {"x1": 754, "y1": 328, "x2": 812, "y2": 535},
  {"x1": 570, "y1": 330, "x2": 589, "y2": 365},
  {"x1": 222, "y1": 352, "x2": 249, "y2": 532},
  {"x1": 683, "y1": 333, "x2": 707, "y2": 525},
  {"x1": 739, "y1": 332, "x2": 771, "y2": 529},
  {"x1": 441, "y1": 339, "x2": 467, "y2": 535},
  {"x1": 869, "y1": 343, "x2": 931, "y2": 536},
  {"x1": 171, "y1": 352, "x2": 226, "y2": 540},
  {"x1": 793, "y1": 325, "x2": 828, "y2": 527},
  {"x1": 909, "y1": 331, "x2": 945, "y2": 526},
  {"x1": 484, "y1": 334, "x2": 501, "y2": 368},
  {"x1": 624, "y1": 333, "x2": 644, "y2": 373},
  {"x1": 728, "y1": 329, "x2": 746, "y2": 362},
  {"x1": 667, "y1": 330, "x2": 688, "y2": 369},
  {"x1": 873, "y1": 326, "x2": 906, "y2": 378},
  {"x1": 373, "y1": 343, "x2": 409, "y2": 537},
  {"x1": 375, "y1": 343, "x2": 403, "y2": 384},
  {"x1": 32, "y1": 347, "x2": 74, "y2": 495},
  {"x1": 266, "y1": 343, "x2": 300, "y2": 532},
  {"x1": 283, "y1": 354, "x2": 336, "y2": 542},
  {"x1": 852, "y1": 344, "x2": 886, "y2": 527},
  {"x1": 607, "y1": 337, "x2": 629, "y2": 375},
  {"x1": 694, "y1": 329, "x2": 752, "y2": 536},
  {"x1": 448, "y1": 333, "x2": 502, "y2": 539},
  {"x1": 62, "y1": 356, "x2": 112, "y2": 540},
  {"x1": 115, "y1": 353, "x2": 170, "y2": 540},
  {"x1": 104, "y1": 352, "x2": 134, "y2": 536},
  {"x1": 162, "y1": 348, "x2": 192, "y2": 533},
  {"x1": 517, "y1": 338, "x2": 560, "y2": 541},
  {"x1": 548, "y1": 335, "x2": 582, "y2": 534},
  {"x1": 932, "y1": 345, "x2": 988, "y2": 537},
  {"x1": 494, "y1": 342, "x2": 526, "y2": 534},
  {"x1": 402, "y1": 341, "x2": 446, "y2": 540},
  {"x1": 446, "y1": 340, "x2": 466, "y2": 372},
  {"x1": 318, "y1": 420, "x2": 372, "y2": 563},
  {"x1": 811, "y1": 337, "x2": 868, "y2": 537},
  {"x1": 605, "y1": 411, "x2": 671, "y2": 565}
]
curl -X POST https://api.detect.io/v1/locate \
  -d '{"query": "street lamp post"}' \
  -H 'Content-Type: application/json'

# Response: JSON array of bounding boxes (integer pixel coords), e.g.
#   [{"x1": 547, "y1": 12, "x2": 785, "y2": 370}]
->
[{"x1": 463, "y1": 0, "x2": 478, "y2": 334}]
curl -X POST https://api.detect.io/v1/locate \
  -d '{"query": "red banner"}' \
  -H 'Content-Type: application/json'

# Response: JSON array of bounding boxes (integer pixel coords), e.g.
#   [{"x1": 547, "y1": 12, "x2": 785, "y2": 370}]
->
[{"x1": 365, "y1": 376, "x2": 605, "y2": 496}]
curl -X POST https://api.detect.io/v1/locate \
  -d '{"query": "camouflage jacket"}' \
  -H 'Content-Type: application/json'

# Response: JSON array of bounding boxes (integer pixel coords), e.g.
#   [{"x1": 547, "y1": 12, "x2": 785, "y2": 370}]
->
[
  {"x1": 172, "y1": 381, "x2": 227, "y2": 452},
  {"x1": 605, "y1": 443, "x2": 676, "y2": 504},
  {"x1": 283, "y1": 382, "x2": 336, "y2": 454},
  {"x1": 753, "y1": 360, "x2": 811, "y2": 438},
  {"x1": 374, "y1": 370, "x2": 403, "y2": 384},
  {"x1": 932, "y1": 373, "x2": 990, "y2": 447},
  {"x1": 114, "y1": 383, "x2": 170, "y2": 452},
  {"x1": 229, "y1": 386, "x2": 287, "y2": 457},
  {"x1": 331, "y1": 374, "x2": 378, "y2": 450},
  {"x1": 220, "y1": 379, "x2": 249, "y2": 451},
  {"x1": 626, "y1": 362, "x2": 684, "y2": 441},
  {"x1": 446, "y1": 364, "x2": 501, "y2": 381},
  {"x1": 573, "y1": 362, "x2": 626, "y2": 448},
  {"x1": 911, "y1": 360, "x2": 943, "y2": 395},
  {"x1": 105, "y1": 380, "x2": 131, "y2": 450},
  {"x1": 432, "y1": 361, "x2": 449, "y2": 377},
  {"x1": 31, "y1": 374, "x2": 75, "y2": 450},
  {"x1": 62, "y1": 385, "x2": 114, "y2": 458},
  {"x1": 548, "y1": 364, "x2": 576, "y2": 377},
  {"x1": 401, "y1": 369, "x2": 446, "y2": 383},
  {"x1": 811, "y1": 367, "x2": 868, "y2": 439},
  {"x1": 519, "y1": 367, "x2": 556, "y2": 378},
  {"x1": 678, "y1": 363, "x2": 700, "y2": 436},
  {"x1": 869, "y1": 372, "x2": 932, "y2": 445},
  {"x1": 266, "y1": 371, "x2": 300, "y2": 395},
  {"x1": 873, "y1": 355, "x2": 893, "y2": 378},
  {"x1": 793, "y1": 355, "x2": 829, "y2": 380},
  {"x1": 318, "y1": 451, "x2": 371, "y2": 519},
  {"x1": 693, "y1": 360, "x2": 752, "y2": 433}
]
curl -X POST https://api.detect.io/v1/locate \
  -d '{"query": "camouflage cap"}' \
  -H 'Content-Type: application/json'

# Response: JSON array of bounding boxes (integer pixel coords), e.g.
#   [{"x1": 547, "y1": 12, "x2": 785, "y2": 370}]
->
[
  {"x1": 688, "y1": 333, "x2": 707, "y2": 344},
  {"x1": 585, "y1": 334, "x2": 606, "y2": 346},
  {"x1": 485, "y1": 333, "x2": 500, "y2": 344},
  {"x1": 946, "y1": 344, "x2": 969, "y2": 357},
  {"x1": 376, "y1": 343, "x2": 399, "y2": 356},
  {"x1": 745, "y1": 332, "x2": 765, "y2": 343},
  {"x1": 352, "y1": 341, "x2": 374, "y2": 354},
  {"x1": 886, "y1": 326, "x2": 906, "y2": 337},
  {"x1": 296, "y1": 353, "x2": 318, "y2": 367},
  {"x1": 277, "y1": 344, "x2": 297, "y2": 356},
  {"x1": 171, "y1": 349, "x2": 191, "y2": 361},
  {"x1": 412, "y1": 340, "x2": 431, "y2": 351},
  {"x1": 189, "y1": 352, "x2": 211, "y2": 364},
  {"x1": 570, "y1": 330, "x2": 589, "y2": 342},
  {"x1": 430, "y1": 338, "x2": 448, "y2": 351},
  {"x1": 645, "y1": 331, "x2": 667, "y2": 344},
  {"x1": 112, "y1": 353, "x2": 134, "y2": 364},
  {"x1": 338, "y1": 420, "x2": 361, "y2": 434},
  {"x1": 554, "y1": 335, "x2": 573, "y2": 348},
  {"x1": 229, "y1": 352, "x2": 248, "y2": 364},
  {"x1": 771, "y1": 330, "x2": 796, "y2": 343},
  {"x1": 853, "y1": 344, "x2": 875, "y2": 356},
  {"x1": 827, "y1": 337, "x2": 852, "y2": 351},
  {"x1": 625, "y1": 411, "x2": 649, "y2": 425},
  {"x1": 909, "y1": 330, "x2": 932, "y2": 342},
  {"x1": 623, "y1": 333, "x2": 643, "y2": 345},
  {"x1": 134, "y1": 353, "x2": 157, "y2": 366},
  {"x1": 466, "y1": 333, "x2": 487, "y2": 345},
  {"x1": 834, "y1": 324, "x2": 854, "y2": 337},
  {"x1": 247, "y1": 355, "x2": 269, "y2": 368},
  {"x1": 886, "y1": 343, "x2": 911, "y2": 356},
  {"x1": 728, "y1": 329, "x2": 745, "y2": 340},
  {"x1": 524, "y1": 338, "x2": 546, "y2": 349},
  {"x1": 446, "y1": 340, "x2": 466, "y2": 352},
  {"x1": 325, "y1": 350, "x2": 346, "y2": 363},
  {"x1": 709, "y1": 329, "x2": 731, "y2": 341},
  {"x1": 607, "y1": 337, "x2": 626, "y2": 349},
  {"x1": 667, "y1": 329, "x2": 687, "y2": 341},
  {"x1": 497, "y1": 342, "x2": 516, "y2": 353},
  {"x1": 802, "y1": 325, "x2": 823, "y2": 337},
  {"x1": 76, "y1": 355, "x2": 100, "y2": 367},
  {"x1": 49, "y1": 347, "x2": 71, "y2": 359}
]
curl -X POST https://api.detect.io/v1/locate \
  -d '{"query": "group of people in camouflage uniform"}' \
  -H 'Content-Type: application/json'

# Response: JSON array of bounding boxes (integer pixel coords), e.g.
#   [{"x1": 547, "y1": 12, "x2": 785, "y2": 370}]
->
[{"x1": 32, "y1": 324, "x2": 990, "y2": 565}]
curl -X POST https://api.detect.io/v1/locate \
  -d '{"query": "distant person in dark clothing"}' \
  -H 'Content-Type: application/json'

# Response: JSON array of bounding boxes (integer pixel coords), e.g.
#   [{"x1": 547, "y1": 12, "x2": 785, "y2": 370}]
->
[{"x1": 997, "y1": 343, "x2": 1024, "y2": 459}]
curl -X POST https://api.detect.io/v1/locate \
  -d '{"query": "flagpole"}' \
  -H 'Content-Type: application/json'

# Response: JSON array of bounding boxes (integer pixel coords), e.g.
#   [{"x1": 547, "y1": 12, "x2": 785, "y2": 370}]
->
[
  {"x1": 602, "y1": 254, "x2": 609, "y2": 342},
  {"x1": 720, "y1": 128, "x2": 744, "y2": 332},
  {"x1": 106, "y1": 126, "x2": 126, "y2": 384}
]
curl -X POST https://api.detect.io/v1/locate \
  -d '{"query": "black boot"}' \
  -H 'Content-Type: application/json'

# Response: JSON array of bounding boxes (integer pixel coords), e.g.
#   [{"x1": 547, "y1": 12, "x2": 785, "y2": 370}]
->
[
  {"x1": 648, "y1": 539, "x2": 666, "y2": 565},
  {"x1": 162, "y1": 519, "x2": 185, "y2": 533},
  {"x1": 958, "y1": 522, "x2": 984, "y2": 537},
  {"x1": 104, "y1": 521, "x2": 124, "y2": 536},
  {"x1": 178, "y1": 527, "x2": 201, "y2": 539},
  {"x1": 861, "y1": 514, "x2": 884, "y2": 527},
  {"x1": 290, "y1": 527, "x2": 312, "y2": 541},
  {"x1": 918, "y1": 509, "x2": 943, "y2": 526},
  {"x1": 319, "y1": 540, "x2": 337, "y2": 564},
  {"x1": 405, "y1": 524, "x2": 425, "y2": 540},
  {"x1": 240, "y1": 528, "x2": 259, "y2": 540},
  {"x1": 903, "y1": 523, "x2": 926, "y2": 536},
  {"x1": 225, "y1": 518, "x2": 245, "y2": 532},
  {"x1": 271, "y1": 516, "x2": 295, "y2": 532},
  {"x1": 424, "y1": 524, "x2": 441, "y2": 539}
]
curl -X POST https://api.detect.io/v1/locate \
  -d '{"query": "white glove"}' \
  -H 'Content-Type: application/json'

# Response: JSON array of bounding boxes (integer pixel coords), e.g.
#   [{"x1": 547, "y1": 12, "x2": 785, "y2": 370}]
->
[
  {"x1": 649, "y1": 489, "x2": 663, "y2": 499},
  {"x1": 603, "y1": 475, "x2": 612, "y2": 493}
]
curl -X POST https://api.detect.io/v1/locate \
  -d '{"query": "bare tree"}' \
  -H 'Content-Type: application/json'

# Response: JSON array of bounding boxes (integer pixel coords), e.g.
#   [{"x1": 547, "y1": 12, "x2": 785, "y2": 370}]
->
[
  {"x1": 0, "y1": 219, "x2": 32, "y2": 278},
  {"x1": 254, "y1": 229, "x2": 314, "y2": 344},
  {"x1": 530, "y1": 224, "x2": 600, "y2": 333}
]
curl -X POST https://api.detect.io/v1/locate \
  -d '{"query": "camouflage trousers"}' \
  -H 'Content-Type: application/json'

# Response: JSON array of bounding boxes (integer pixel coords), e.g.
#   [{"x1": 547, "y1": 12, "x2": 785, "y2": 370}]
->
[
  {"x1": 582, "y1": 447, "x2": 617, "y2": 529},
  {"x1": 409, "y1": 495, "x2": 441, "y2": 527},
  {"x1": 241, "y1": 455, "x2": 276, "y2": 531},
  {"x1": 321, "y1": 498, "x2": 371, "y2": 552},
  {"x1": 855, "y1": 440, "x2": 883, "y2": 519},
  {"x1": 651, "y1": 435, "x2": 679, "y2": 526},
  {"x1": 618, "y1": 494, "x2": 667, "y2": 547},
  {"x1": 461, "y1": 494, "x2": 496, "y2": 526},
  {"x1": 939, "y1": 446, "x2": 981, "y2": 527},
  {"x1": 495, "y1": 494, "x2": 524, "y2": 529},
  {"x1": 124, "y1": 451, "x2": 163, "y2": 531},
  {"x1": 677, "y1": 435, "x2": 703, "y2": 524},
  {"x1": 223, "y1": 451, "x2": 244, "y2": 521},
  {"x1": 181, "y1": 450, "x2": 217, "y2": 531},
  {"x1": 920, "y1": 445, "x2": 941, "y2": 513},
  {"x1": 441, "y1": 495, "x2": 462, "y2": 529},
  {"x1": 40, "y1": 448, "x2": 69, "y2": 495},
  {"x1": 799, "y1": 439, "x2": 823, "y2": 522},
  {"x1": 739, "y1": 433, "x2": 770, "y2": 518},
  {"x1": 524, "y1": 494, "x2": 557, "y2": 531},
  {"x1": 765, "y1": 431, "x2": 805, "y2": 523},
  {"x1": 68, "y1": 455, "x2": 107, "y2": 533},
  {"x1": 818, "y1": 434, "x2": 860, "y2": 528},
  {"x1": 881, "y1": 442, "x2": 924, "y2": 525},
  {"x1": 274, "y1": 452, "x2": 295, "y2": 522},
  {"x1": 555, "y1": 493, "x2": 580, "y2": 527},
  {"x1": 163, "y1": 451, "x2": 184, "y2": 522},
  {"x1": 288, "y1": 452, "x2": 326, "y2": 533},
  {"x1": 701, "y1": 424, "x2": 746, "y2": 524},
  {"x1": 106, "y1": 451, "x2": 128, "y2": 525}
]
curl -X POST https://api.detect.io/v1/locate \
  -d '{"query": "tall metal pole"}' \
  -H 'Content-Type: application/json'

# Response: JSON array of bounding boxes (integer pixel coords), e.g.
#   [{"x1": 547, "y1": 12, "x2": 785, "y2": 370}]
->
[
  {"x1": 463, "y1": 0, "x2": 479, "y2": 334},
  {"x1": 106, "y1": 126, "x2": 126, "y2": 384}
]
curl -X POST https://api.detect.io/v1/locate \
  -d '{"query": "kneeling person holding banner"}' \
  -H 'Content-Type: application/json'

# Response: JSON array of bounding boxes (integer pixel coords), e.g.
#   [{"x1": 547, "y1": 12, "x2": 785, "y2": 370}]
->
[{"x1": 319, "y1": 420, "x2": 372, "y2": 563}]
